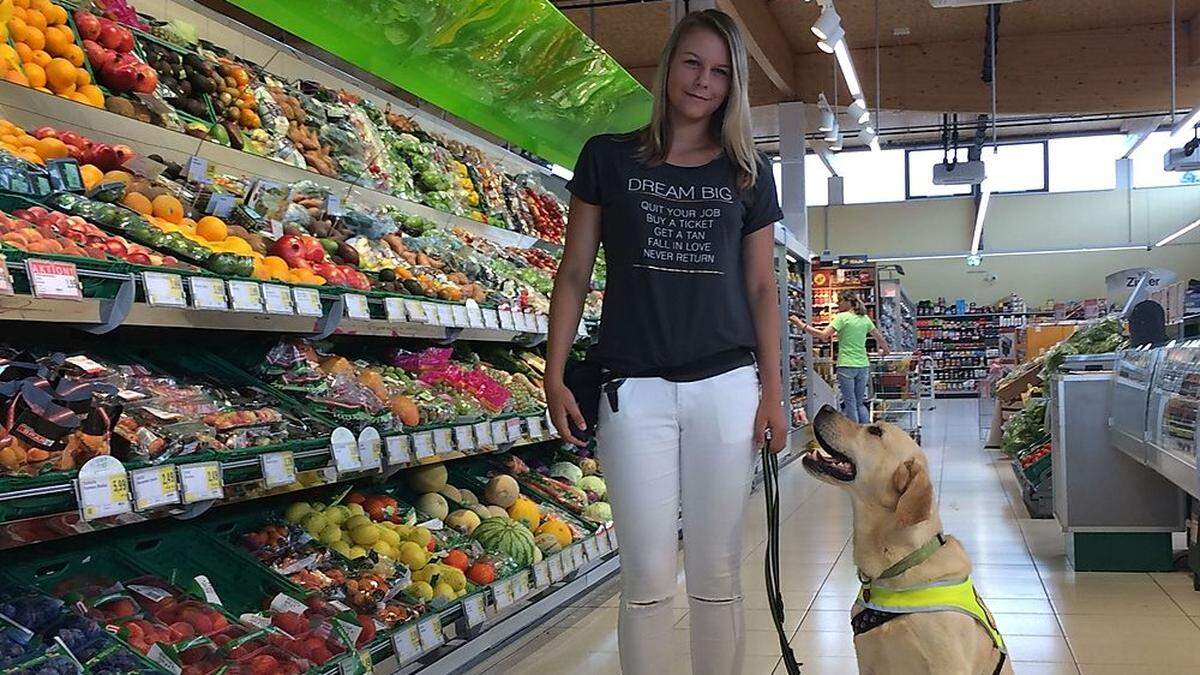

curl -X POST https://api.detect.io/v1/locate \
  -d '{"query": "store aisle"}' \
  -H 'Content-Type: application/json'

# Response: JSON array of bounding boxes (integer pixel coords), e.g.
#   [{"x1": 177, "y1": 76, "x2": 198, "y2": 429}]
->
[{"x1": 475, "y1": 400, "x2": 1200, "y2": 675}]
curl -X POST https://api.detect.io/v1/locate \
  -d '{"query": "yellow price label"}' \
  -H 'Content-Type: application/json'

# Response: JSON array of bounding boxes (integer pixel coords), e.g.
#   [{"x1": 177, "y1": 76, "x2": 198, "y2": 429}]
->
[{"x1": 109, "y1": 474, "x2": 129, "y2": 502}]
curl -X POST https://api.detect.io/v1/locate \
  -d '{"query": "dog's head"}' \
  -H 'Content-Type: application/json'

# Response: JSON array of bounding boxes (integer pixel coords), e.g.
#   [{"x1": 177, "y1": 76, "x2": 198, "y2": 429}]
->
[{"x1": 802, "y1": 405, "x2": 934, "y2": 527}]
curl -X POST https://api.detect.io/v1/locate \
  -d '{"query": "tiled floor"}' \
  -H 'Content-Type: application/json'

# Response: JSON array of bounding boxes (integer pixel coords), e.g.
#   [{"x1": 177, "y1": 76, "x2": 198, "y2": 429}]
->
[{"x1": 475, "y1": 400, "x2": 1198, "y2": 674}]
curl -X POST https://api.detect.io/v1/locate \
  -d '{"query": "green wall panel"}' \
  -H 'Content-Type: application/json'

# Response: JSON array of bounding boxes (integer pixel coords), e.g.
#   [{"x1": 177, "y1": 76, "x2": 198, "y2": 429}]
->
[{"x1": 227, "y1": 0, "x2": 652, "y2": 167}]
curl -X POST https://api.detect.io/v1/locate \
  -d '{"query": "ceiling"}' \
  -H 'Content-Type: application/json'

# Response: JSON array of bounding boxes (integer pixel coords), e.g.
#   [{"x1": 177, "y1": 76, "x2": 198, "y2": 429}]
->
[{"x1": 556, "y1": 0, "x2": 1200, "y2": 147}]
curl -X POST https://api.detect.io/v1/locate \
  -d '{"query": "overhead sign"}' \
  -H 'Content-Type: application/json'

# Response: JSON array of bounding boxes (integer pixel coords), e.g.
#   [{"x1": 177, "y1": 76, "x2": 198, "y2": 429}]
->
[{"x1": 1106, "y1": 267, "x2": 1177, "y2": 306}]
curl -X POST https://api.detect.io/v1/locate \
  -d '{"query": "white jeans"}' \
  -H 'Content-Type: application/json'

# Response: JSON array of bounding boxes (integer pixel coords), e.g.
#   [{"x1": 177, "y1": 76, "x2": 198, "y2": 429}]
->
[{"x1": 597, "y1": 365, "x2": 759, "y2": 675}]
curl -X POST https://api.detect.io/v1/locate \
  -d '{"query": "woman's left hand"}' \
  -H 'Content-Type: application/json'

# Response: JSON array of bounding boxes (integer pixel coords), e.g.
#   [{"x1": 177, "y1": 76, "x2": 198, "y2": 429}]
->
[{"x1": 754, "y1": 397, "x2": 788, "y2": 454}]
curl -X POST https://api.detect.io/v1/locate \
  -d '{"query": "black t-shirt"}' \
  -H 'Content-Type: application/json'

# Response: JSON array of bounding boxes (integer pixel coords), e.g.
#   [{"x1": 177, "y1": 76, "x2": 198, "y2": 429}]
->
[{"x1": 566, "y1": 133, "x2": 784, "y2": 379}]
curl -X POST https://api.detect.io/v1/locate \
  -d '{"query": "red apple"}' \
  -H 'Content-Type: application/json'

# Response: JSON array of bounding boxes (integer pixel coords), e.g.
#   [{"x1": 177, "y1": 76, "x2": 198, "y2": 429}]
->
[
  {"x1": 57, "y1": 130, "x2": 86, "y2": 148},
  {"x1": 74, "y1": 11, "x2": 102, "y2": 42},
  {"x1": 92, "y1": 144, "x2": 119, "y2": 171},
  {"x1": 116, "y1": 28, "x2": 135, "y2": 53}
]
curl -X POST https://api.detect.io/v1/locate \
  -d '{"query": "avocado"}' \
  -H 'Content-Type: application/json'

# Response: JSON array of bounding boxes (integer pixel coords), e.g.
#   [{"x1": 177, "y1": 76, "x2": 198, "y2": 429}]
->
[
  {"x1": 378, "y1": 268, "x2": 396, "y2": 282},
  {"x1": 403, "y1": 279, "x2": 424, "y2": 295},
  {"x1": 182, "y1": 98, "x2": 208, "y2": 118}
]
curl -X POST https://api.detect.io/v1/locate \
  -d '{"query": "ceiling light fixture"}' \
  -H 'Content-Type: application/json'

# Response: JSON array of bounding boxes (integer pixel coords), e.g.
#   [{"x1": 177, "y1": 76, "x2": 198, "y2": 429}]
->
[
  {"x1": 817, "y1": 24, "x2": 844, "y2": 53},
  {"x1": 811, "y1": 4, "x2": 841, "y2": 41},
  {"x1": 872, "y1": 244, "x2": 1148, "y2": 263},
  {"x1": 846, "y1": 99, "x2": 870, "y2": 124},
  {"x1": 857, "y1": 126, "x2": 875, "y2": 145},
  {"x1": 1154, "y1": 216, "x2": 1200, "y2": 247},
  {"x1": 969, "y1": 184, "x2": 991, "y2": 255},
  {"x1": 816, "y1": 93, "x2": 835, "y2": 132},
  {"x1": 825, "y1": 118, "x2": 840, "y2": 143},
  {"x1": 832, "y1": 40, "x2": 863, "y2": 100}
]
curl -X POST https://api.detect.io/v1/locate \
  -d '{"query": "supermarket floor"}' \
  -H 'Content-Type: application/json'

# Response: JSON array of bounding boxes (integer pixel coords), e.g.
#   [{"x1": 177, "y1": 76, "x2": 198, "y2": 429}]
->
[{"x1": 472, "y1": 400, "x2": 1200, "y2": 675}]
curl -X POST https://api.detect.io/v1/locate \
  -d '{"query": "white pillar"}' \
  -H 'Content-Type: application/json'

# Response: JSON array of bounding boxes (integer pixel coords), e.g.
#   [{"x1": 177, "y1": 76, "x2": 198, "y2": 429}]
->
[
  {"x1": 828, "y1": 175, "x2": 845, "y2": 206},
  {"x1": 1115, "y1": 158, "x2": 1132, "y2": 190},
  {"x1": 777, "y1": 101, "x2": 808, "y2": 249}
]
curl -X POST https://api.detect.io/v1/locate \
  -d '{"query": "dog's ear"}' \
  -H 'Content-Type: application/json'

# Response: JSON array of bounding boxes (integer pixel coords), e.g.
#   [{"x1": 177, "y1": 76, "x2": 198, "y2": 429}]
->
[{"x1": 892, "y1": 459, "x2": 933, "y2": 526}]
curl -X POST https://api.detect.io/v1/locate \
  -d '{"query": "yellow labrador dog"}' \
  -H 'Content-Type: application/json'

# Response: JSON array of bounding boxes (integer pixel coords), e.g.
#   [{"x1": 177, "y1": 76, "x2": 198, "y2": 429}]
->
[{"x1": 802, "y1": 405, "x2": 1012, "y2": 675}]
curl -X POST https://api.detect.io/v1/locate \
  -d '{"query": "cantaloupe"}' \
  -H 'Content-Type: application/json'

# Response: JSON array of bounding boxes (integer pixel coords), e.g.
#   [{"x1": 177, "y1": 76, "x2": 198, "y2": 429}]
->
[
  {"x1": 507, "y1": 496, "x2": 540, "y2": 530},
  {"x1": 416, "y1": 493, "x2": 449, "y2": 520},
  {"x1": 408, "y1": 464, "x2": 448, "y2": 493},
  {"x1": 457, "y1": 489, "x2": 478, "y2": 505},
  {"x1": 439, "y1": 485, "x2": 462, "y2": 503},
  {"x1": 486, "y1": 505, "x2": 508, "y2": 518},
  {"x1": 445, "y1": 509, "x2": 481, "y2": 534},
  {"x1": 483, "y1": 474, "x2": 519, "y2": 508},
  {"x1": 466, "y1": 503, "x2": 492, "y2": 521},
  {"x1": 535, "y1": 518, "x2": 572, "y2": 548}
]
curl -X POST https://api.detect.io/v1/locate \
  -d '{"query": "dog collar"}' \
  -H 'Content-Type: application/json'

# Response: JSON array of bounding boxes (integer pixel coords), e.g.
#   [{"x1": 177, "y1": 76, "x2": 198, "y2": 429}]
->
[{"x1": 861, "y1": 533, "x2": 946, "y2": 584}]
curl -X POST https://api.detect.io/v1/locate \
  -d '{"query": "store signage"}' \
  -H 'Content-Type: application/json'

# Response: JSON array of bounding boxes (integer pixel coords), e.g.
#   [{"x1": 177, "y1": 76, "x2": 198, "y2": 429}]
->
[
  {"x1": 0, "y1": 257, "x2": 13, "y2": 296},
  {"x1": 498, "y1": 309, "x2": 516, "y2": 331},
  {"x1": 548, "y1": 553, "x2": 565, "y2": 582},
  {"x1": 1106, "y1": 267, "x2": 1177, "y2": 306},
  {"x1": 839, "y1": 254, "x2": 870, "y2": 266},
  {"x1": 178, "y1": 462, "x2": 223, "y2": 504},
  {"x1": 46, "y1": 158, "x2": 85, "y2": 193},
  {"x1": 583, "y1": 536, "x2": 599, "y2": 560},
  {"x1": 293, "y1": 287, "x2": 323, "y2": 316},
  {"x1": 384, "y1": 297, "x2": 406, "y2": 322},
  {"x1": 525, "y1": 416, "x2": 544, "y2": 439},
  {"x1": 491, "y1": 420, "x2": 508, "y2": 444},
  {"x1": 26, "y1": 259, "x2": 81, "y2": 300},
  {"x1": 185, "y1": 156, "x2": 210, "y2": 184},
  {"x1": 422, "y1": 302, "x2": 440, "y2": 325},
  {"x1": 227, "y1": 280, "x2": 263, "y2": 312},
  {"x1": 417, "y1": 617, "x2": 443, "y2": 650},
  {"x1": 205, "y1": 193, "x2": 237, "y2": 218},
  {"x1": 436, "y1": 304, "x2": 455, "y2": 327},
  {"x1": 130, "y1": 465, "x2": 179, "y2": 511},
  {"x1": 122, "y1": 155, "x2": 166, "y2": 180},
  {"x1": 571, "y1": 544, "x2": 586, "y2": 569},
  {"x1": 412, "y1": 432, "x2": 435, "y2": 459},
  {"x1": 330, "y1": 427, "x2": 362, "y2": 474},
  {"x1": 404, "y1": 299, "x2": 427, "y2": 322},
  {"x1": 76, "y1": 455, "x2": 131, "y2": 521},
  {"x1": 451, "y1": 304, "x2": 469, "y2": 327},
  {"x1": 473, "y1": 422, "x2": 494, "y2": 448},
  {"x1": 385, "y1": 435, "x2": 412, "y2": 465},
  {"x1": 454, "y1": 426, "x2": 475, "y2": 451},
  {"x1": 596, "y1": 531, "x2": 612, "y2": 555},
  {"x1": 462, "y1": 593, "x2": 487, "y2": 627},
  {"x1": 324, "y1": 194, "x2": 344, "y2": 218},
  {"x1": 357, "y1": 426, "x2": 382, "y2": 471},
  {"x1": 142, "y1": 272, "x2": 187, "y2": 307},
  {"x1": 505, "y1": 418, "x2": 523, "y2": 441},
  {"x1": 262, "y1": 284, "x2": 294, "y2": 314},
  {"x1": 260, "y1": 451, "x2": 296, "y2": 488},
  {"x1": 536, "y1": 314, "x2": 550, "y2": 334},
  {"x1": 343, "y1": 294, "x2": 371, "y2": 320},
  {"x1": 492, "y1": 579, "x2": 516, "y2": 610},
  {"x1": 390, "y1": 623, "x2": 423, "y2": 664},
  {"x1": 190, "y1": 277, "x2": 228, "y2": 310},
  {"x1": 533, "y1": 562, "x2": 550, "y2": 588},
  {"x1": 606, "y1": 527, "x2": 618, "y2": 550},
  {"x1": 432, "y1": 428, "x2": 454, "y2": 455}
]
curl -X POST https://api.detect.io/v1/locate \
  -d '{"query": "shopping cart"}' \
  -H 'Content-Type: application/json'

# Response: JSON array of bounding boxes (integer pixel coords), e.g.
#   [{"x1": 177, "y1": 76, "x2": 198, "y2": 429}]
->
[{"x1": 868, "y1": 353, "x2": 924, "y2": 443}]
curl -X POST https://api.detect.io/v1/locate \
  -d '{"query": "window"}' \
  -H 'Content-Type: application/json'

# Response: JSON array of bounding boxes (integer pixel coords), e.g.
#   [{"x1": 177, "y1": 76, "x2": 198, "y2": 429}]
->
[
  {"x1": 907, "y1": 148, "x2": 973, "y2": 198},
  {"x1": 1132, "y1": 130, "x2": 1200, "y2": 188},
  {"x1": 1048, "y1": 135, "x2": 1123, "y2": 192},
  {"x1": 980, "y1": 142, "x2": 1046, "y2": 193},
  {"x1": 771, "y1": 156, "x2": 830, "y2": 207},
  {"x1": 839, "y1": 149, "x2": 906, "y2": 204}
]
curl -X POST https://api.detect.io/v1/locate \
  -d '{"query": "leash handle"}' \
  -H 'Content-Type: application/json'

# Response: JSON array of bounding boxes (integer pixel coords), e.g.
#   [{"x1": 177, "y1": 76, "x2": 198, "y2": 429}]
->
[{"x1": 762, "y1": 439, "x2": 803, "y2": 674}]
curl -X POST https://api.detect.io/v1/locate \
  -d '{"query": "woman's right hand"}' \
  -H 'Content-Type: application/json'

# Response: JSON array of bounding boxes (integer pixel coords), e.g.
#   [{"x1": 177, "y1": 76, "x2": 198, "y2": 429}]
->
[{"x1": 546, "y1": 379, "x2": 588, "y2": 447}]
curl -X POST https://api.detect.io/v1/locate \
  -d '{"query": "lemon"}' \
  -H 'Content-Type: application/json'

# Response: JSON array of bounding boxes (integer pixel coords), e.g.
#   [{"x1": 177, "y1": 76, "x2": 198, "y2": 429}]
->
[
  {"x1": 395, "y1": 524, "x2": 415, "y2": 540},
  {"x1": 434, "y1": 582, "x2": 456, "y2": 602},
  {"x1": 284, "y1": 502, "x2": 312, "y2": 524},
  {"x1": 411, "y1": 566, "x2": 435, "y2": 584},
  {"x1": 345, "y1": 515, "x2": 372, "y2": 531},
  {"x1": 409, "y1": 581, "x2": 433, "y2": 601},
  {"x1": 350, "y1": 524, "x2": 381, "y2": 546},
  {"x1": 347, "y1": 545, "x2": 366, "y2": 559},
  {"x1": 301, "y1": 512, "x2": 328, "y2": 536},
  {"x1": 318, "y1": 524, "x2": 343, "y2": 545},
  {"x1": 324, "y1": 505, "x2": 350, "y2": 525},
  {"x1": 398, "y1": 541, "x2": 427, "y2": 570},
  {"x1": 411, "y1": 526, "x2": 432, "y2": 547},
  {"x1": 346, "y1": 503, "x2": 365, "y2": 516},
  {"x1": 379, "y1": 528, "x2": 401, "y2": 546},
  {"x1": 330, "y1": 541, "x2": 352, "y2": 557},
  {"x1": 371, "y1": 540, "x2": 395, "y2": 558}
]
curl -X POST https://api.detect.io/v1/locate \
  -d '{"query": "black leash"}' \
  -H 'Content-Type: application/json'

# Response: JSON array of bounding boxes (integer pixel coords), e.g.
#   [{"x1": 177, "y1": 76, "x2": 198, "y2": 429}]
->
[{"x1": 762, "y1": 435, "x2": 802, "y2": 674}]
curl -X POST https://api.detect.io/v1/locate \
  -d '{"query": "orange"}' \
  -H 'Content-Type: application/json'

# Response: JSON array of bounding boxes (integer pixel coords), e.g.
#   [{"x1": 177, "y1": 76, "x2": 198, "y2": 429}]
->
[
  {"x1": 62, "y1": 43, "x2": 81, "y2": 67},
  {"x1": 74, "y1": 66, "x2": 88, "y2": 87},
  {"x1": 44, "y1": 57, "x2": 72, "y2": 92},
  {"x1": 69, "y1": 90, "x2": 90, "y2": 105},
  {"x1": 101, "y1": 170, "x2": 131, "y2": 185},
  {"x1": 20, "y1": 61, "x2": 42, "y2": 88},
  {"x1": 23, "y1": 10, "x2": 44, "y2": 32},
  {"x1": 79, "y1": 164, "x2": 103, "y2": 189},
  {"x1": 222, "y1": 237, "x2": 252, "y2": 255},
  {"x1": 16, "y1": 134, "x2": 36, "y2": 148},
  {"x1": 43, "y1": 26, "x2": 68, "y2": 56},
  {"x1": 29, "y1": 49, "x2": 49, "y2": 68},
  {"x1": 0, "y1": 44, "x2": 20, "y2": 70},
  {"x1": 12, "y1": 42, "x2": 31, "y2": 63},
  {"x1": 262, "y1": 255, "x2": 289, "y2": 276},
  {"x1": 78, "y1": 84, "x2": 102, "y2": 107},
  {"x1": 13, "y1": 0, "x2": 28, "y2": 9},
  {"x1": 17, "y1": 146, "x2": 42, "y2": 164},
  {"x1": 8, "y1": 17, "x2": 27, "y2": 37},
  {"x1": 151, "y1": 194, "x2": 184, "y2": 224},
  {"x1": 21, "y1": 27, "x2": 44, "y2": 52},
  {"x1": 121, "y1": 192, "x2": 153, "y2": 215},
  {"x1": 10, "y1": 7, "x2": 25, "y2": 21},
  {"x1": 195, "y1": 216, "x2": 228, "y2": 242},
  {"x1": 44, "y1": 4, "x2": 66, "y2": 26},
  {"x1": 33, "y1": 136, "x2": 65, "y2": 159}
]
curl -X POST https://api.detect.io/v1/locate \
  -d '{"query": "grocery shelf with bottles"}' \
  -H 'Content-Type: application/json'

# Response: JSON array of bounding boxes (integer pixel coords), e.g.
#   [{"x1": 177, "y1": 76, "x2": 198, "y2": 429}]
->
[{"x1": 785, "y1": 252, "x2": 808, "y2": 431}]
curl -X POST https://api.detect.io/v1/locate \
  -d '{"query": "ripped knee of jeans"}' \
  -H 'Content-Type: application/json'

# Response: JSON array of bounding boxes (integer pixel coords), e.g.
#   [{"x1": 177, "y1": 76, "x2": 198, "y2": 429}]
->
[
  {"x1": 623, "y1": 595, "x2": 671, "y2": 609},
  {"x1": 688, "y1": 593, "x2": 742, "y2": 606}
]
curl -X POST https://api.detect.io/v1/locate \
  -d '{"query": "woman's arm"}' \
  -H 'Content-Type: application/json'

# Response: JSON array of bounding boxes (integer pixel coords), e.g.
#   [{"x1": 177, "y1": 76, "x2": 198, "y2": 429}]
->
[
  {"x1": 545, "y1": 196, "x2": 602, "y2": 446},
  {"x1": 790, "y1": 315, "x2": 836, "y2": 341},
  {"x1": 743, "y1": 226, "x2": 787, "y2": 453},
  {"x1": 870, "y1": 327, "x2": 891, "y2": 356}
]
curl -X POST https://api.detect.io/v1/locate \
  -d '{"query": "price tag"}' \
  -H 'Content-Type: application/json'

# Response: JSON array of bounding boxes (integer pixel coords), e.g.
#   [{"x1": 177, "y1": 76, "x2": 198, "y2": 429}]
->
[
  {"x1": 423, "y1": 302, "x2": 440, "y2": 325},
  {"x1": 506, "y1": 418, "x2": 523, "y2": 441},
  {"x1": 26, "y1": 259, "x2": 81, "y2": 300},
  {"x1": 293, "y1": 287, "x2": 323, "y2": 316},
  {"x1": 526, "y1": 416, "x2": 544, "y2": 439},
  {"x1": 483, "y1": 308, "x2": 500, "y2": 330},
  {"x1": 343, "y1": 294, "x2": 371, "y2": 320},
  {"x1": 390, "y1": 623, "x2": 423, "y2": 664},
  {"x1": 142, "y1": 271, "x2": 186, "y2": 307},
  {"x1": 262, "y1": 284, "x2": 294, "y2": 314},
  {"x1": 465, "y1": 300, "x2": 485, "y2": 328},
  {"x1": 76, "y1": 456, "x2": 130, "y2": 521},
  {"x1": 432, "y1": 428, "x2": 454, "y2": 455},
  {"x1": 385, "y1": 435, "x2": 412, "y2": 465},
  {"x1": 417, "y1": 617, "x2": 443, "y2": 650},
  {"x1": 0, "y1": 257, "x2": 12, "y2": 296},
  {"x1": 324, "y1": 193, "x2": 343, "y2": 217},
  {"x1": 193, "y1": 575, "x2": 222, "y2": 606},
  {"x1": 533, "y1": 562, "x2": 550, "y2": 588},
  {"x1": 492, "y1": 579, "x2": 516, "y2": 610},
  {"x1": 130, "y1": 465, "x2": 179, "y2": 511},
  {"x1": 491, "y1": 420, "x2": 508, "y2": 444},
  {"x1": 451, "y1": 304, "x2": 469, "y2": 327},
  {"x1": 146, "y1": 644, "x2": 182, "y2": 675},
  {"x1": 498, "y1": 309, "x2": 516, "y2": 331},
  {"x1": 205, "y1": 193, "x2": 236, "y2": 218},
  {"x1": 227, "y1": 280, "x2": 263, "y2": 312},
  {"x1": 513, "y1": 311, "x2": 529, "y2": 332},
  {"x1": 404, "y1": 299, "x2": 427, "y2": 322},
  {"x1": 583, "y1": 536, "x2": 599, "y2": 560},
  {"x1": 178, "y1": 462, "x2": 222, "y2": 504},
  {"x1": 436, "y1": 304, "x2": 455, "y2": 327},
  {"x1": 536, "y1": 314, "x2": 550, "y2": 334},
  {"x1": 260, "y1": 451, "x2": 296, "y2": 488},
  {"x1": 185, "y1": 155, "x2": 209, "y2": 183},
  {"x1": 472, "y1": 422, "x2": 494, "y2": 448},
  {"x1": 330, "y1": 427, "x2": 362, "y2": 474},
  {"x1": 512, "y1": 573, "x2": 531, "y2": 599},
  {"x1": 357, "y1": 426, "x2": 382, "y2": 471},
  {"x1": 384, "y1": 297, "x2": 406, "y2": 322},
  {"x1": 412, "y1": 432, "x2": 434, "y2": 459},
  {"x1": 546, "y1": 411, "x2": 556, "y2": 437},
  {"x1": 462, "y1": 593, "x2": 487, "y2": 628},
  {"x1": 190, "y1": 276, "x2": 228, "y2": 310},
  {"x1": 454, "y1": 426, "x2": 475, "y2": 451},
  {"x1": 270, "y1": 593, "x2": 309, "y2": 615},
  {"x1": 548, "y1": 553, "x2": 565, "y2": 582}
]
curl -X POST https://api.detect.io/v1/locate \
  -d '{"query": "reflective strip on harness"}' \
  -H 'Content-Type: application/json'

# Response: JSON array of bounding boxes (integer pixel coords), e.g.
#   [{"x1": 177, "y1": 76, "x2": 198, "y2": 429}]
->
[{"x1": 856, "y1": 576, "x2": 1006, "y2": 653}]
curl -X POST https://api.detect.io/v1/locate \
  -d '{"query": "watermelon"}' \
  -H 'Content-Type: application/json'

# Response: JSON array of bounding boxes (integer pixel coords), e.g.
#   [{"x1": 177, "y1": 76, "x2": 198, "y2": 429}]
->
[{"x1": 472, "y1": 517, "x2": 537, "y2": 566}]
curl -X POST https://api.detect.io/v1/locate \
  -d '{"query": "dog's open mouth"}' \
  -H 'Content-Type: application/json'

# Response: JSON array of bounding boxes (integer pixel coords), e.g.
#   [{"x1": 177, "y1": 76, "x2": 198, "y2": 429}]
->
[{"x1": 803, "y1": 424, "x2": 857, "y2": 482}]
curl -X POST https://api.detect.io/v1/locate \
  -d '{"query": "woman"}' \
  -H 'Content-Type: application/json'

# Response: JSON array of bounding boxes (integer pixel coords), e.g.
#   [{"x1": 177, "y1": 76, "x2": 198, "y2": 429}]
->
[
  {"x1": 544, "y1": 10, "x2": 785, "y2": 675},
  {"x1": 792, "y1": 292, "x2": 890, "y2": 423}
]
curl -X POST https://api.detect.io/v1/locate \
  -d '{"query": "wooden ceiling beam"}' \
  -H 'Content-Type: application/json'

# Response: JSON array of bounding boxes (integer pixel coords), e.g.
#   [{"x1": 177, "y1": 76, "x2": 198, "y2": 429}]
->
[{"x1": 717, "y1": 0, "x2": 796, "y2": 96}]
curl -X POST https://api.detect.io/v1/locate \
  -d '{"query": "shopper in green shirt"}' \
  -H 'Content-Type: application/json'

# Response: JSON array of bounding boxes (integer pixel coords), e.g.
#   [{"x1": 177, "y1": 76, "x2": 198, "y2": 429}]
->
[{"x1": 792, "y1": 292, "x2": 890, "y2": 423}]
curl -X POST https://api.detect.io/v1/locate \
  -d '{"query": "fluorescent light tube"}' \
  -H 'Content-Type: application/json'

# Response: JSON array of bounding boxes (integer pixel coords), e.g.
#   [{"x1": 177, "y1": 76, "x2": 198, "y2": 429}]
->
[
  {"x1": 833, "y1": 41, "x2": 863, "y2": 100},
  {"x1": 1155, "y1": 217, "x2": 1200, "y2": 247},
  {"x1": 970, "y1": 185, "x2": 991, "y2": 255}
]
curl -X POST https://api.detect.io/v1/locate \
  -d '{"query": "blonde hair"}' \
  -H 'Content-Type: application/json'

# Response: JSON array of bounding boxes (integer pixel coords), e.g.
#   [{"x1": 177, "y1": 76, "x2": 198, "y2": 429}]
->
[
  {"x1": 841, "y1": 292, "x2": 867, "y2": 315},
  {"x1": 637, "y1": 9, "x2": 758, "y2": 191}
]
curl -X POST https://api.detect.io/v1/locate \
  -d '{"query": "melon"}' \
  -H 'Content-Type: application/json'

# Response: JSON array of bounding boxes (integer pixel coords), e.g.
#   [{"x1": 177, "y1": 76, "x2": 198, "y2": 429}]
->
[
  {"x1": 467, "y1": 503, "x2": 492, "y2": 520},
  {"x1": 534, "y1": 532, "x2": 563, "y2": 554},
  {"x1": 533, "y1": 546, "x2": 543, "y2": 564},
  {"x1": 506, "y1": 496, "x2": 541, "y2": 530},
  {"x1": 483, "y1": 475, "x2": 519, "y2": 508},
  {"x1": 486, "y1": 505, "x2": 508, "y2": 518},
  {"x1": 458, "y1": 489, "x2": 478, "y2": 505},
  {"x1": 535, "y1": 519, "x2": 572, "y2": 549},
  {"x1": 416, "y1": 493, "x2": 449, "y2": 520},
  {"x1": 471, "y1": 517, "x2": 537, "y2": 566},
  {"x1": 439, "y1": 485, "x2": 462, "y2": 503},
  {"x1": 445, "y1": 509, "x2": 482, "y2": 534},
  {"x1": 408, "y1": 464, "x2": 448, "y2": 493},
  {"x1": 549, "y1": 462, "x2": 583, "y2": 485}
]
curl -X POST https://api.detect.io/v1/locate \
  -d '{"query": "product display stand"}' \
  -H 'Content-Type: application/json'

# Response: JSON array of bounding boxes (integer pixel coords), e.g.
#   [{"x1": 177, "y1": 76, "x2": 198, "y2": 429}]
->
[{"x1": 917, "y1": 307, "x2": 1053, "y2": 398}]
